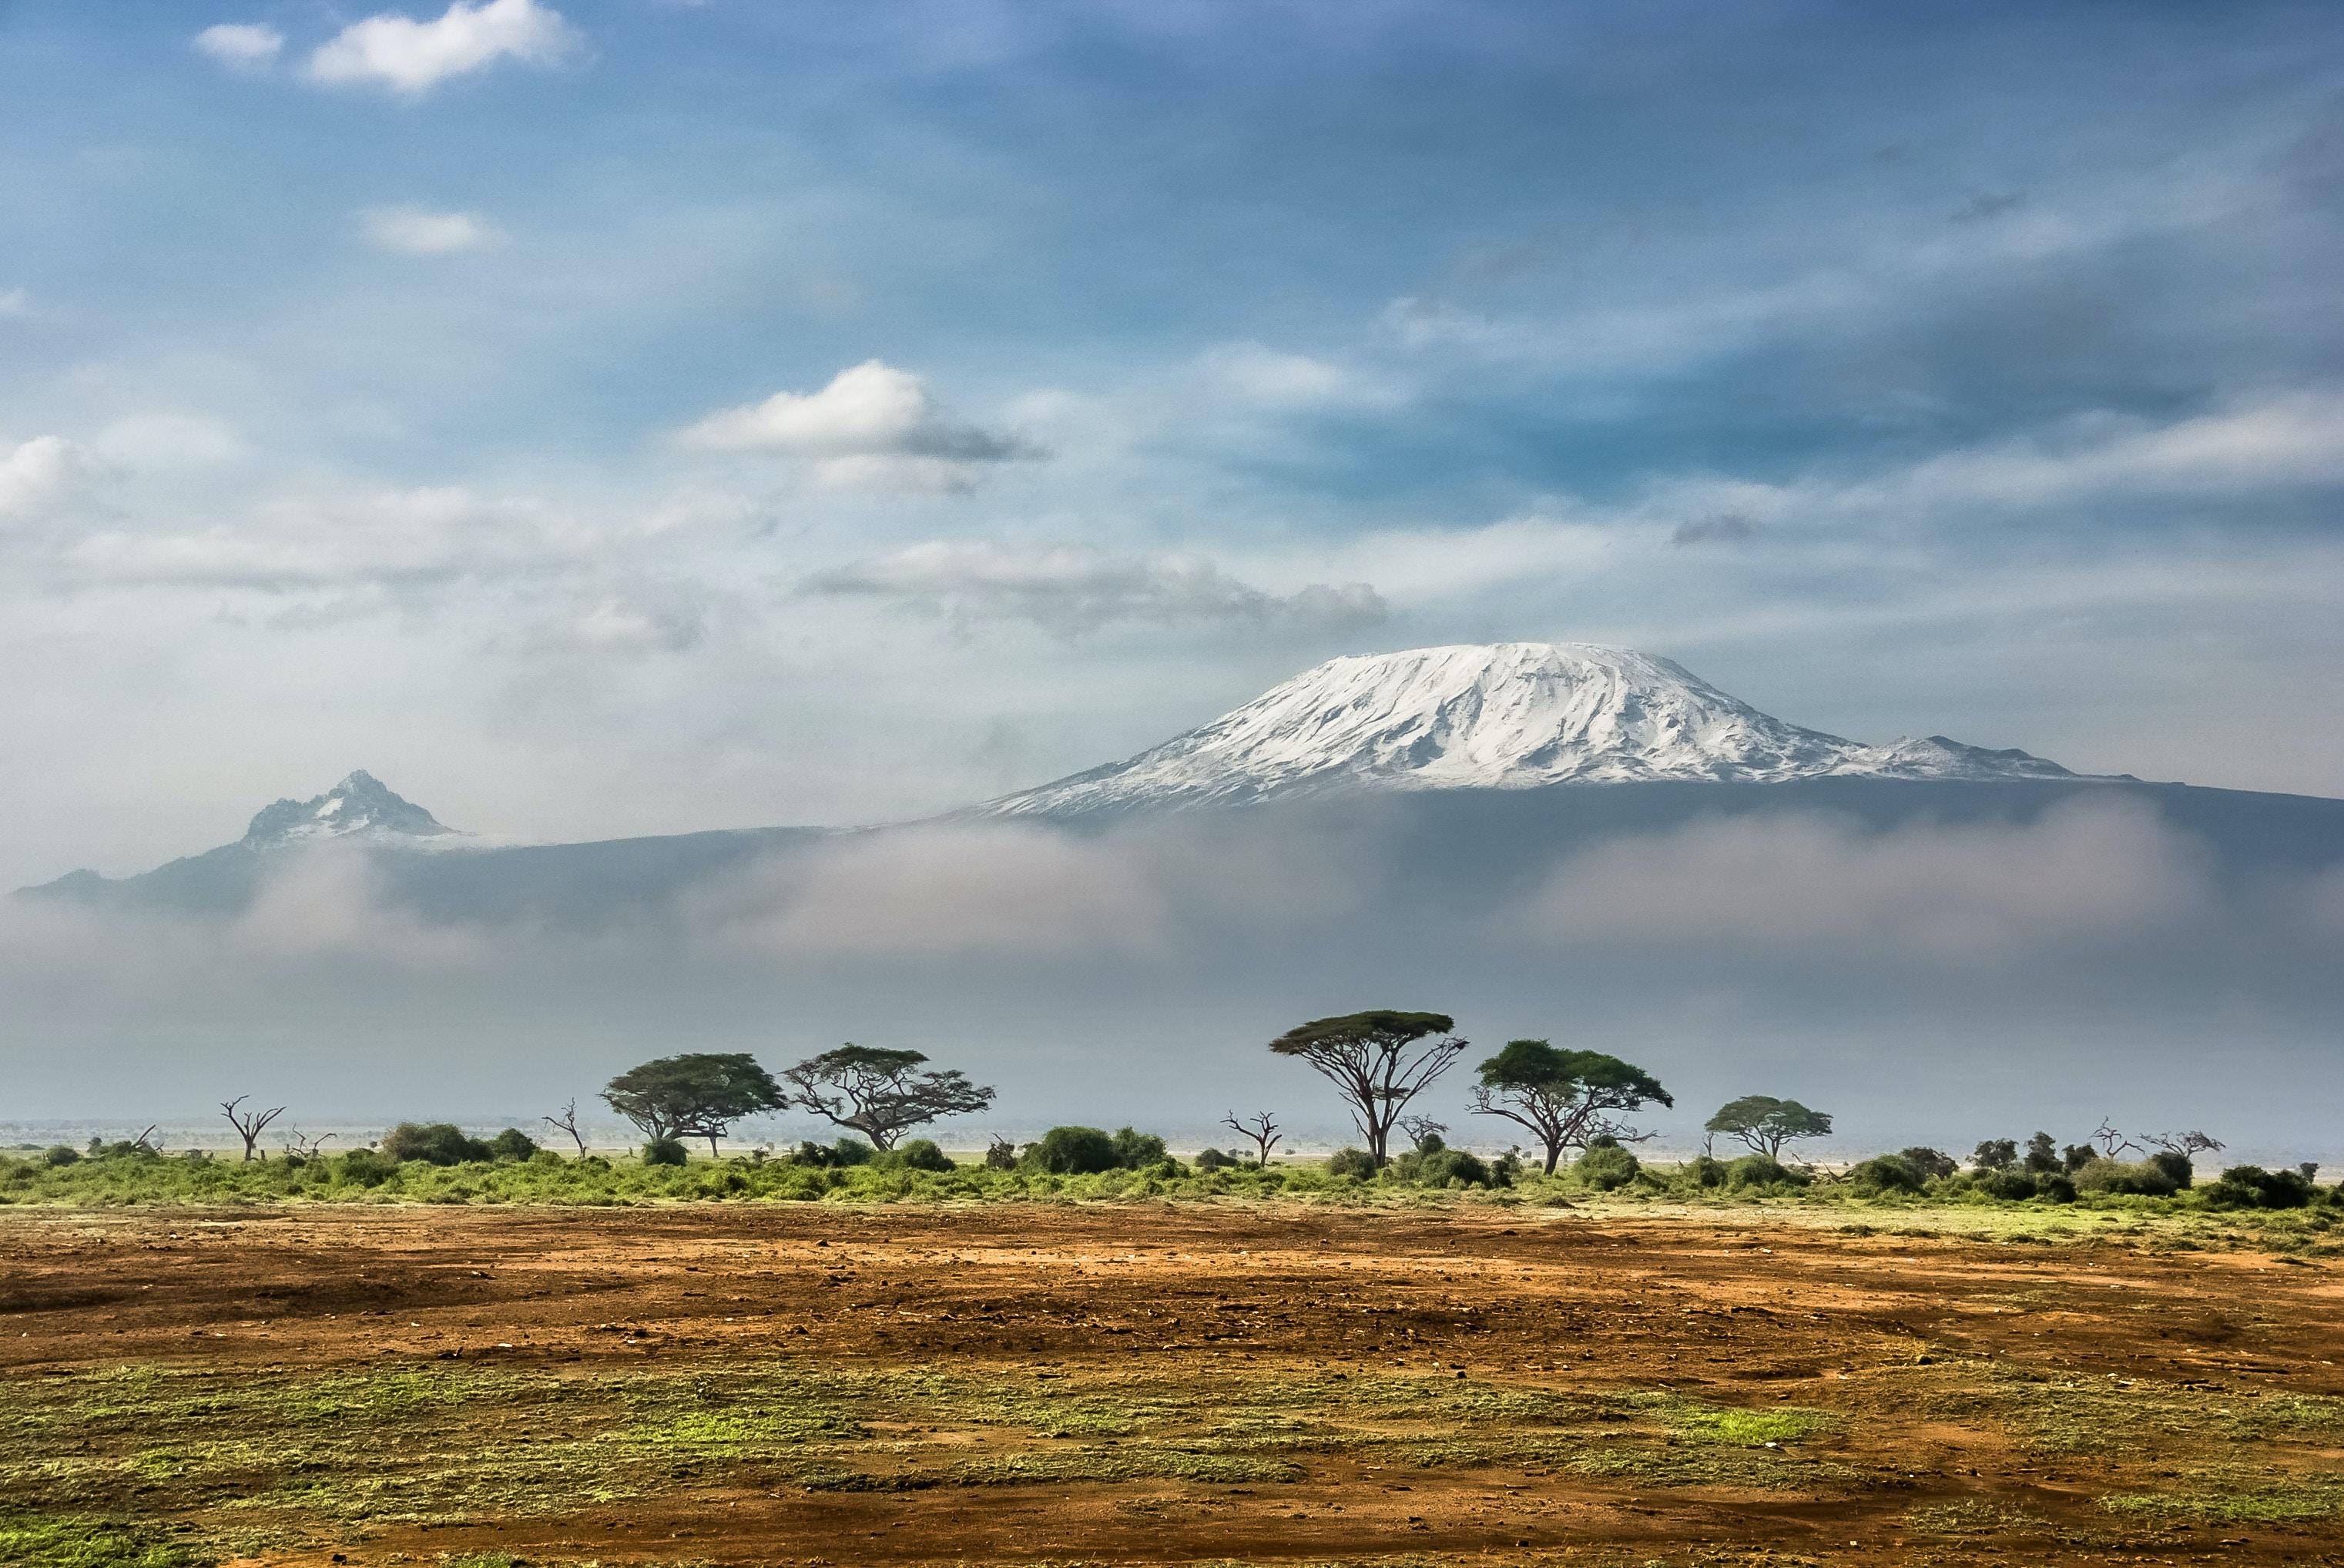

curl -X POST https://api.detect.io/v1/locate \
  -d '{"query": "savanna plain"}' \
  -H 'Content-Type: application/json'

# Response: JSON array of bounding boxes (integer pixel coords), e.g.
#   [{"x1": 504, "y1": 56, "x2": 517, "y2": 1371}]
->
[{"x1": 7, "y1": 1181, "x2": 2344, "y2": 1568}]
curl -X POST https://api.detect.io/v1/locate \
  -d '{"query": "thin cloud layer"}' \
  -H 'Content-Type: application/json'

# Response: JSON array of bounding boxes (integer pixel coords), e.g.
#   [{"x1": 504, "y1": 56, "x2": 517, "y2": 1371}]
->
[
  {"x1": 304, "y1": 0, "x2": 580, "y2": 95},
  {"x1": 804, "y1": 542, "x2": 1387, "y2": 635}
]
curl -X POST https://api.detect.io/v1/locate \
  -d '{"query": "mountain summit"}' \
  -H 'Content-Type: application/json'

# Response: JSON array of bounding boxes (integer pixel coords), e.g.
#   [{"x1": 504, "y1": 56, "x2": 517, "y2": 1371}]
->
[
  {"x1": 239, "y1": 770, "x2": 455, "y2": 849},
  {"x1": 980, "y1": 642, "x2": 2078, "y2": 816}
]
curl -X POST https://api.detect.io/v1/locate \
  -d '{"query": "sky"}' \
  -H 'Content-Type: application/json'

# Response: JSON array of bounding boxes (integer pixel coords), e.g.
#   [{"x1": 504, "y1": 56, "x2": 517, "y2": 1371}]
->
[
  {"x1": 3, "y1": 2, "x2": 2343, "y2": 1146},
  {"x1": 2, "y1": 0, "x2": 2341, "y2": 890}
]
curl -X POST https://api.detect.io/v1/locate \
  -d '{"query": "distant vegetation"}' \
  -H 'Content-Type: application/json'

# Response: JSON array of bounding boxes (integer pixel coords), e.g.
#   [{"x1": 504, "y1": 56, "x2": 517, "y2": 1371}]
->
[{"x1": 9, "y1": 1014, "x2": 2329, "y2": 1225}]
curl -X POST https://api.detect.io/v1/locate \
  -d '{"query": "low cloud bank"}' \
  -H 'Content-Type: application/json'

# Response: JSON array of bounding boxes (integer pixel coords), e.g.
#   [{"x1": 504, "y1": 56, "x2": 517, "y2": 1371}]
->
[{"x1": 5, "y1": 796, "x2": 2340, "y2": 1141}]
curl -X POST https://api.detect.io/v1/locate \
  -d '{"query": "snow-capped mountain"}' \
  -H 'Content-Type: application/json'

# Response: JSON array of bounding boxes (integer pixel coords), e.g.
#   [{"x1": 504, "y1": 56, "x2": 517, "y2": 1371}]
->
[
  {"x1": 978, "y1": 642, "x2": 2080, "y2": 816},
  {"x1": 238, "y1": 770, "x2": 458, "y2": 849}
]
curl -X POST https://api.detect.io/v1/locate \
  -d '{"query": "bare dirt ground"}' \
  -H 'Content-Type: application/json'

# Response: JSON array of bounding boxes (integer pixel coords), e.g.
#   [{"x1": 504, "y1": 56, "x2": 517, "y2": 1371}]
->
[{"x1": 5, "y1": 1201, "x2": 2342, "y2": 1566}]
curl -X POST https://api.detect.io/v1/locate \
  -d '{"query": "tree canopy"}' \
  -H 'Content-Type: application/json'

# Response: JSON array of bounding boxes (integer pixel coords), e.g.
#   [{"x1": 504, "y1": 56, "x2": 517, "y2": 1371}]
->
[
  {"x1": 1268, "y1": 1010, "x2": 1466, "y2": 1167},
  {"x1": 1469, "y1": 1040, "x2": 1672, "y2": 1174},
  {"x1": 1704, "y1": 1094, "x2": 1833, "y2": 1158},
  {"x1": 780, "y1": 1044, "x2": 995, "y2": 1151},
  {"x1": 602, "y1": 1052, "x2": 785, "y2": 1154}
]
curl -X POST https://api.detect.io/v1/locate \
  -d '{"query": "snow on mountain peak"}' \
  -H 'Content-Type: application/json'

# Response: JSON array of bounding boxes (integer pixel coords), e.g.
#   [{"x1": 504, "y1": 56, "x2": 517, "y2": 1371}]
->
[
  {"x1": 240, "y1": 770, "x2": 456, "y2": 849},
  {"x1": 980, "y1": 642, "x2": 2077, "y2": 816}
]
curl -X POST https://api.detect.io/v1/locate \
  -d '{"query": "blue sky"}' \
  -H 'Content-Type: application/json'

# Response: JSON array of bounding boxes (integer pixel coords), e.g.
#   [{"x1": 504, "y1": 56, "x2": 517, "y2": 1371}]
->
[{"x1": 4, "y1": 0, "x2": 2342, "y2": 883}]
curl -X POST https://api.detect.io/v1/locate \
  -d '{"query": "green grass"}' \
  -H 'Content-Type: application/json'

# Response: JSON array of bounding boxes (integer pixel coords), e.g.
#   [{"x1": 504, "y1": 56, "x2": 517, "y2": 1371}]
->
[
  {"x1": 0, "y1": 1517, "x2": 203, "y2": 1568},
  {"x1": 0, "y1": 1357, "x2": 1871, "y2": 1562},
  {"x1": 5, "y1": 1145, "x2": 2336, "y2": 1232},
  {"x1": 2101, "y1": 1472, "x2": 2344, "y2": 1523}
]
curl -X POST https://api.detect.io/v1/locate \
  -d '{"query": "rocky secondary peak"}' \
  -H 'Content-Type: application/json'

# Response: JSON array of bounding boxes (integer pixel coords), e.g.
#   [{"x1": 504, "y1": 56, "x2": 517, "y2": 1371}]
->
[{"x1": 239, "y1": 770, "x2": 455, "y2": 849}]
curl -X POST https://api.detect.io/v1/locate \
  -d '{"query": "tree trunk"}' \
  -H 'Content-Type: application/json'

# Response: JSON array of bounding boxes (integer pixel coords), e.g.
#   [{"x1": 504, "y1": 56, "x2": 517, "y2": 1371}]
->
[{"x1": 1542, "y1": 1141, "x2": 1561, "y2": 1176}]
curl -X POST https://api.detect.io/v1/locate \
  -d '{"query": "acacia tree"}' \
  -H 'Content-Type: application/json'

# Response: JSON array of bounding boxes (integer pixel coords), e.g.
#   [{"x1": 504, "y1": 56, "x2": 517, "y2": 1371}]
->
[
  {"x1": 602, "y1": 1052, "x2": 785, "y2": 1156},
  {"x1": 1705, "y1": 1095, "x2": 1833, "y2": 1160},
  {"x1": 1268, "y1": 1010, "x2": 1467, "y2": 1167},
  {"x1": 1468, "y1": 1040, "x2": 1673, "y2": 1175},
  {"x1": 220, "y1": 1097, "x2": 285, "y2": 1163},
  {"x1": 780, "y1": 1045, "x2": 995, "y2": 1151}
]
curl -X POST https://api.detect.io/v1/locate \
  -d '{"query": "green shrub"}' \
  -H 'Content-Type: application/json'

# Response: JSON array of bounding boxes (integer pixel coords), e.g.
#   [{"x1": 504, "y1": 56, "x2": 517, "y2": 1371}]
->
[
  {"x1": 2203, "y1": 1164, "x2": 2315, "y2": 1210},
  {"x1": 2037, "y1": 1173, "x2": 2077, "y2": 1204},
  {"x1": 487, "y1": 1127, "x2": 539, "y2": 1161},
  {"x1": 336, "y1": 1148, "x2": 394, "y2": 1186},
  {"x1": 1971, "y1": 1168, "x2": 2037, "y2": 1200},
  {"x1": 1574, "y1": 1144, "x2": 1641, "y2": 1191},
  {"x1": 1325, "y1": 1148, "x2": 1379, "y2": 1180},
  {"x1": 1725, "y1": 1153, "x2": 1807, "y2": 1190},
  {"x1": 1109, "y1": 1127, "x2": 1168, "y2": 1169},
  {"x1": 1194, "y1": 1147, "x2": 1239, "y2": 1171},
  {"x1": 1899, "y1": 1147, "x2": 1959, "y2": 1181},
  {"x1": 42, "y1": 1145, "x2": 79, "y2": 1168},
  {"x1": 641, "y1": 1137, "x2": 689, "y2": 1168},
  {"x1": 885, "y1": 1138, "x2": 954, "y2": 1172},
  {"x1": 984, "y1": 1136, "x2": 1018, "y2": 1171},
  {"x1": 2074, "y1": 1157, "x2": 2181, "y2": 1197},
  {"x1": 1026, "y1": 1126, "x2": 1118, "y2": 1174},
  {"x1": 831, "y1": 1137, "x2": 874, "y2": 1167},
  {"x1": 1686, "y1": 1154, "x2": 1727, "y2": 1188},
  {"x1": 2146, "y1": 1149, "x2": 2195, "y2": 1189},
  {"x1": 381, "y1": 1123, "x2": 493, "y2": 1165},
  {"x1": 1849, "y1": 1154, "x2": 1926, "y2": 1196}
]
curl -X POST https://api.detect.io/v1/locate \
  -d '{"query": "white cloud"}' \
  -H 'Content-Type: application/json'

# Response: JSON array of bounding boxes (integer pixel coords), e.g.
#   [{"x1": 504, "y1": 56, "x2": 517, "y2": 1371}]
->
[
  {"x1": 193, "y1": 22, "x2": 285, "y2": 72},
  {"x1": 303, "y1": 0, "x2": 580, "y2": 96},
  {"x1": 0, "y1": 288, "x2": 30, "y2": 319},
  {"x1": 804, "y1": 541, "x2": 1387, "y2": 635},
  {"x1": 360, "y1": 205, "x2": 504, "y2": 256},
  {"x1": 1199, "y1": 343, "x2": 1396, "y2": 407},
  {"x1": 677, "y1": 360, "x2": 1041, "y2": 491},
  {"x1": 0, "y1": 437, "x2": 90, "y2": 521}
]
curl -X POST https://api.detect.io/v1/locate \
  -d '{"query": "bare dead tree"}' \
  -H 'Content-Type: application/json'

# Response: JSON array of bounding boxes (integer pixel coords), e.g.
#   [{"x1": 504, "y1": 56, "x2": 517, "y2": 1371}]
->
[
  {"x1": 1222, "y1": 1111, "x2": 1282, "y2": 1168},
  {"x1": 1398, "y1": 1114, "x2": 1449, "y2": 1151},
  {"x1": 2091, "y1": 1118, "x2": 2139, "y2": 1158},
  {"x1": 2142, "y1": 1129, "x2": 2225, "y2": 1158},
  {"x1": 220, "y1": 1097, "x2": 286, "y2": 1162},
  {"x1": 543, "y1": 1098, "x2": 589, "y2": 1157},
  {"x1": 127, "y1": 1125, "x2": 161, "y2": 1154},
  {"x1": 283, "y1": 1129, "x2": 336, "y2": 1159}
]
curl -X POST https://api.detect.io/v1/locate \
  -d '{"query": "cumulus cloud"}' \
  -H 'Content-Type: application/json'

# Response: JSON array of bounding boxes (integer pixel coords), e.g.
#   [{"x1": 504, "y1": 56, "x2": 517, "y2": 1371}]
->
[
  {"x1": 803, "y1": 541, "x2": 1387, "y2": 635},
  {"x1": 0, "y1": 436, "x2": 91, "y2": 521},
  {"x1": 360, "y1": 205, "x2": 503, "y2": 255},
  {"x1": 193, "y1": 22, "x2": 285, "y2": 71},
  {"x1": 304, "y1": 0, "x2": 580, "y2": 95},
  {"x1": 1508, "y1": 798, "x2": 2213, "y2": 962},
  {"x1": 676, "y1": 360, "x2": 1041, "y2": 491}
]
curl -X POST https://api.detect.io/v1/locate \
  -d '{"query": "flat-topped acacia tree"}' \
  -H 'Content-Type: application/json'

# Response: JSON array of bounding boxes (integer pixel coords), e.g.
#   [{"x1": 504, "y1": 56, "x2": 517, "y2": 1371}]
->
[
  {"x1": 1705, "y1": 1094, "x2": 1833, "y2": 1160},
  {"x1": 1268, "y1": 1010, "x2": 1467, "y2": 1168},
  {"x1": 602, "y1": 1052, "x2": 786, "y2": 1157},
  {"x1": 1469, "y1": 1040, "x2": 1673, "y2": 1174},
  {"x1": 782, "y1": 1044, "x2": 996, "y2": 1151}
]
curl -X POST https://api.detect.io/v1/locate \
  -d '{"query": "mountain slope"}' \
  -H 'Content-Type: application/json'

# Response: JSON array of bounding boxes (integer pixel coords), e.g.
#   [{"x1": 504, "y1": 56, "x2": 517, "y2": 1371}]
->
[{"x1": 978, "y1": 642, "x2": 2081, "y2": 818}]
